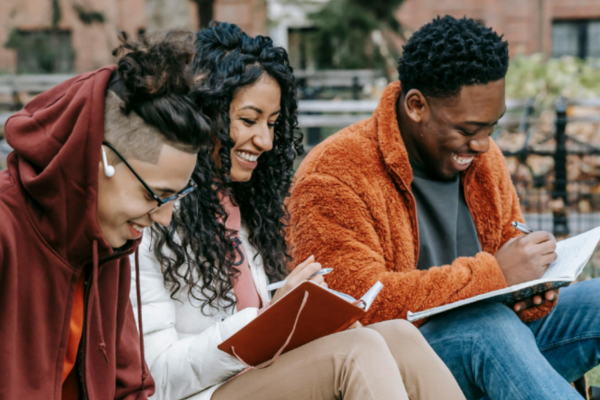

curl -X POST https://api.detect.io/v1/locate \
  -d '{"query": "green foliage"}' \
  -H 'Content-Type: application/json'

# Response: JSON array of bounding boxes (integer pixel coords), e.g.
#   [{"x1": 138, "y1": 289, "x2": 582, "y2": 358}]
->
[
  {"x1": 352, "y1": 0, "x2": 403, "y2": 31},
  {"x1": 589, "y1": 365, "x2": 600, "y2": 386},
  {"x1": 506, "y1": 54, "x2": 600, "y2": 108},
  {"x1": 306, "y1": 0, "x2": 404, "y2": 71},
  {"x1": 52, "y1": 0, "x2": 61, "y2": 29},
  {"x1": 4, "y1": 29, "x2": 21, "y2": 50}
]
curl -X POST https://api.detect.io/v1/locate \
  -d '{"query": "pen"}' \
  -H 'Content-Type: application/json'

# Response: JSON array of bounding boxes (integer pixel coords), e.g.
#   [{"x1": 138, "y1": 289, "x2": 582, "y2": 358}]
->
[
  {"x1": 512, "y1": 221, "x2": 533, "y2": 234},
  {"x1": 267, "y1": 268, "x2": 334, "y2": 291}
]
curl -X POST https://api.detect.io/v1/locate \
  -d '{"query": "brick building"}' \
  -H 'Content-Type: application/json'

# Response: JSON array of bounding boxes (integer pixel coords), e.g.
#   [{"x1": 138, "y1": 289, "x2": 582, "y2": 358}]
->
[
  {"x1": 267, "y1": 0, "x2": 600, "y2": 71},
  {"x1": 3, "y1": 0, "x2": 600, "y2": 74},
  {"x1": 0, "y1": 0, "x2": 266, "y2": 73},
  {"x1": 396, "y1": 0, "x2": 600, "y2": 58}
]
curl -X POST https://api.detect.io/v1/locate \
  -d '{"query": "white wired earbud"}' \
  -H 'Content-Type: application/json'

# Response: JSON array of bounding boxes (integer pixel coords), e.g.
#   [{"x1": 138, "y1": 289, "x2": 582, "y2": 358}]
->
[{"x1": 101, "y1": 146, "x2": 115, "y2": 178}]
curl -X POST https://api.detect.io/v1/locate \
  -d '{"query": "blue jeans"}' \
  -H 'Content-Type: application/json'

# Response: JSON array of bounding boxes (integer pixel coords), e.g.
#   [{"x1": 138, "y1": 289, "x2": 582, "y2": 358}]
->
[{"x1": 419, "y1": 279, "x2": 600, "y2": 400}]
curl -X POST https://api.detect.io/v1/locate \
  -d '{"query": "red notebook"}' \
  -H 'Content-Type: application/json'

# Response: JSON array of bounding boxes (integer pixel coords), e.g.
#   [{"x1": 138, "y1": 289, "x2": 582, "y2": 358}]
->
[{"x1": 218, "y1": 280, "x2": 383, "y2": 367}]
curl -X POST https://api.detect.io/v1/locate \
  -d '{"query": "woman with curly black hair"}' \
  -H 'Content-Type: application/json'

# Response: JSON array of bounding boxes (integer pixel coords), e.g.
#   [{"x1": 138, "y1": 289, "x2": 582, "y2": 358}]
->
[{"x1": 130, "y1": 22, "x2": 466, "y2": 400}]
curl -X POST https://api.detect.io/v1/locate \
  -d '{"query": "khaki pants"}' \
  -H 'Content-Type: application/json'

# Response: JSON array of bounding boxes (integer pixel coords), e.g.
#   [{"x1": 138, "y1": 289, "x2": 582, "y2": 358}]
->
[{"x1": 213, "y1": 320, "x2": 465, "y2": 400}]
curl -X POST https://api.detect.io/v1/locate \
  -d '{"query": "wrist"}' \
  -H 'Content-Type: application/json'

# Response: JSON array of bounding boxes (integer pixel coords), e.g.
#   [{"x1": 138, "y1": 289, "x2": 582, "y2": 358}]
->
[{"x1": 257, "y1": 302, "x2": 271, "y2": 316}]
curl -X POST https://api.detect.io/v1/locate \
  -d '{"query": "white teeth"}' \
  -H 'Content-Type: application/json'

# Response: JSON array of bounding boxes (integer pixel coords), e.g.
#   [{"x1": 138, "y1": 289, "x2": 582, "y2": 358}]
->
[
  {"x1": 130, "y1": 223, "x2": 144, "y2": 233},
  {"x1": 235, "y1": 151, "x2": 259, "y2": 162},
  {"x1": 452, "y1": 154, "x2": 474, "y2": 165}
]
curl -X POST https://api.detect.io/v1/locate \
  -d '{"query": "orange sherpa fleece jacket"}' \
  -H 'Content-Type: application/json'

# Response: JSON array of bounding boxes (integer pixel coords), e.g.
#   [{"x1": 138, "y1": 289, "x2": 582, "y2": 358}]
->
[{"x1": 286, "y1": 81, "x2": 556, "y2": 325}]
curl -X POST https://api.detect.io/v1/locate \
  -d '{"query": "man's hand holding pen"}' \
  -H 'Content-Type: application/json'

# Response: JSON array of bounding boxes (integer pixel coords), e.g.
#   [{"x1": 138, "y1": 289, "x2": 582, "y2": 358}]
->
[{"x1": 494, "y1": 222, "x2": 559, "y2": 313}]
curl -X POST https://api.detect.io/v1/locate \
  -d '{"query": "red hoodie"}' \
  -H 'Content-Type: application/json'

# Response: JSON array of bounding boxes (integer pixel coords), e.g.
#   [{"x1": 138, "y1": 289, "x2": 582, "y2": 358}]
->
[{"x1": 0, "y1": 66, "x2": 155, "y2": 399}]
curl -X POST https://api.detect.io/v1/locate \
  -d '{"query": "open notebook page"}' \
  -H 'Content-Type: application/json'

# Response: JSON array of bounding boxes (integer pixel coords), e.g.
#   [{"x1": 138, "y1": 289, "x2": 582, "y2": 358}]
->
[
  {"x1": 326, "y1": 281, "x2": 383, "y2": 311},
  {"x1": 542, "y1": 225, "x2": 600, "y2": 280},
  {"x1": 407, "y1": 225, "x2": 600, "y2": 322}
]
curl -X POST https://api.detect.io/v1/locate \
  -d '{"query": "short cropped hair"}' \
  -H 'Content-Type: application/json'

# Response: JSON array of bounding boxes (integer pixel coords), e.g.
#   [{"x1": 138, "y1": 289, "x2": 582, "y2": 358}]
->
[{"x1": 398, "y1": 16, "x2": 509, "y2": 99}]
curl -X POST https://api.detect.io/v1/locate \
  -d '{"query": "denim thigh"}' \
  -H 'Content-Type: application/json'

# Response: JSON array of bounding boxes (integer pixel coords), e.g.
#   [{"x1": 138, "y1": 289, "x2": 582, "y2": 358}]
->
[
  {"x1": 419, "y1": 301, "x2": 581, "y2": 400},
  {"x1": 527, "y1": 278, "x2": 600, "y2": 382}
]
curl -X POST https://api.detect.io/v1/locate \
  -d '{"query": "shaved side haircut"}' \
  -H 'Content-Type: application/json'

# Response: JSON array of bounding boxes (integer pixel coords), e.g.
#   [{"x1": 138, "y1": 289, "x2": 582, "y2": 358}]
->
[
  {"x1": 103, "y1": 30, "x2": 210, "y2": 164},
  {"x1": 103, "y1": 91, "x2": 198, "y2": 164}
]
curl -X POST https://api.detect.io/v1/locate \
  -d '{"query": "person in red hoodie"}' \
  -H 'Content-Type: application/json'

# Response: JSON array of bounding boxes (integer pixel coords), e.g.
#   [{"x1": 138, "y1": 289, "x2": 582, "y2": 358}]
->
[{"x1": 0, "y1": 31, "x2": 210, "y2": 399}]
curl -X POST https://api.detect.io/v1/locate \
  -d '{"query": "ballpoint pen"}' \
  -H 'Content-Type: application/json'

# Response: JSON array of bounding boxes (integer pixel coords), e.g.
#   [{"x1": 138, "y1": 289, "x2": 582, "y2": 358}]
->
[
  {"x1": 267, "y1": 268, "x2": 334, "y2": 291},
  {"x1": 512, "y1": 221, "x2": 533, "y2": 234}
]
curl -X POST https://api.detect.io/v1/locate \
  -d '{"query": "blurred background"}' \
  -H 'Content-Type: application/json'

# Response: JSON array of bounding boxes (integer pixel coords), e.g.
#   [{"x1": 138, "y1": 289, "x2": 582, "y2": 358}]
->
[
  {"x1": 2, "y1": 0, "x2": 600, "y2": 276},
  {"x1": 2, "y1": 1, "x2": 600, "y2": 272},
  {"x1": 0, "y1": 0, "x2": 599, "y2": 388}
]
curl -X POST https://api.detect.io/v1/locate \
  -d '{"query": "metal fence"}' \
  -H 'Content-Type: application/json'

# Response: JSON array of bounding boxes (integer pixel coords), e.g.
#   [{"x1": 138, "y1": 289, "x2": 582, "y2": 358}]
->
[
  {"x1": 500, "y1": 99, "x2": 600, "y2": 235},
  {"x1": 0, "y1": 74, "x2": 599, "y2": 279},
  {"x1": 293, "y1": 96, "x2": 600, "y2": 280},
  {"x1": 497, "y1": 98, "x2": 600, "y2": 280}
]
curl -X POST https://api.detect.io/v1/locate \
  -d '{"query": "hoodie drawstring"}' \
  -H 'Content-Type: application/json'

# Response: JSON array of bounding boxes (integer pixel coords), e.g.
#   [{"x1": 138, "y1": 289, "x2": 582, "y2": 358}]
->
[
  {"x1": 135, "y1": 248, "x2": 149, "y2": 389},
  {"x1": 92, "y1": 240, "x2": 109, "y2": 363},
  {"x1": 89, "y1": 241, "x2": 146, "y2": 389}
]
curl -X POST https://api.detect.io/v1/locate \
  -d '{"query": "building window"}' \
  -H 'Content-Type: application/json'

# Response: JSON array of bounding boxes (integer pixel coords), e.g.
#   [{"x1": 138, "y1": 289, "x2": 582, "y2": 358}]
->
[
  {"x1": 586, "y1": 21, "x2": 600, "y2": 57},
  {"x1": 5, "y1": 29, "x2": 75, "y2": 73},
  {"x1": 288, "y1": 27, "x2": 317, "y2": 71},
  {"x1": 552, "y1": 19, "x2": 600, "y2": 58}
]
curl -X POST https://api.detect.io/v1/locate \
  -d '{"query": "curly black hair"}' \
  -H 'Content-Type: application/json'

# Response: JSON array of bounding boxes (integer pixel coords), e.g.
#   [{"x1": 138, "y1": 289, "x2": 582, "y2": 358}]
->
[
  {"x1": 398, "y1": 16, "x2": 509, "y2": 99},
  {"x1": 151, "y1": 22, "x2": 303, "y2": 313}
]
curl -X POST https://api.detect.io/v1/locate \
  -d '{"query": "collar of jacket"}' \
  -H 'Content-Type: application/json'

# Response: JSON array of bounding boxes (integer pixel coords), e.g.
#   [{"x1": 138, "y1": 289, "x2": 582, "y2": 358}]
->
[{"x1": 373, "y1": 81, "x2": 481, "y2": 190}]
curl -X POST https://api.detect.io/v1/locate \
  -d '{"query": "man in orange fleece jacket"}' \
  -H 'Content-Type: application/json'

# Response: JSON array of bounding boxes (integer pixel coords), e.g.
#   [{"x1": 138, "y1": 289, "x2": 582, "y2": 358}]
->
[{"x1": 287, "y1": 16, "x2": 600, "y2": 400}]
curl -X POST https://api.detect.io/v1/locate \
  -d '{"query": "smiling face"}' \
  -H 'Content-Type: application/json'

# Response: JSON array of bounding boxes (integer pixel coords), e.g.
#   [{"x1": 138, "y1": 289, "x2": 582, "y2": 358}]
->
[
  {"x1": 399, "y1": 79, "x2": 506, "y2": 180},
  {"x1": 97, "y1": 143, "x2": 197, "y2": 248},
  {"x1": 214, "y1": 73, "x2": 281, "y2": 182}
]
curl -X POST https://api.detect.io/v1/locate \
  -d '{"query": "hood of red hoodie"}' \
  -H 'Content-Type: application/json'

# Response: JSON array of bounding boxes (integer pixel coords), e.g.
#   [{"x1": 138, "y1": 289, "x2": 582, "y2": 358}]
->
[
  {"x1": 0, "y1": 65, "x2": 153, "y2": 399},
  {"x1": 5, "y1": 65, "x2": 128, "y2": 265}
]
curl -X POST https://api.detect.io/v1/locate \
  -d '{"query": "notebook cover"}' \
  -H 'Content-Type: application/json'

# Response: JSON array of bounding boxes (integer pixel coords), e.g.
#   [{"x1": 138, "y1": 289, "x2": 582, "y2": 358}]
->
[{"x1": 218, "y1": 281, "x2": 366, "y2": 366}]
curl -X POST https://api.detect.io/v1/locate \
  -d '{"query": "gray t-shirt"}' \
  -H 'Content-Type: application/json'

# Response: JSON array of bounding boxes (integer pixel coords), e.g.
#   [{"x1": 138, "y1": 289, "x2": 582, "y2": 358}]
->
[{"x1": 409, "y1": 159, "x2": 481, "y2": 270}]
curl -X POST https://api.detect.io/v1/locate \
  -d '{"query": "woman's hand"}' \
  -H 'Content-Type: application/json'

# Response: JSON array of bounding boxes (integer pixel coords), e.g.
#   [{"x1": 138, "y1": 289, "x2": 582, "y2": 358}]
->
[{"x1": 271, "y1": 255, "x2": 327, "y2": 304}]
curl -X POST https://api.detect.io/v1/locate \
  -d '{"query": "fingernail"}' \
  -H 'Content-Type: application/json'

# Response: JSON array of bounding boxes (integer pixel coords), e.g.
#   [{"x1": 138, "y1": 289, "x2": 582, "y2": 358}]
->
[
  {"x1": 515, "y1": 305, "x2": 521, "y2": 312},
  {"x1": 548, "y1": 293, "x2": 555, "y2": 301}
]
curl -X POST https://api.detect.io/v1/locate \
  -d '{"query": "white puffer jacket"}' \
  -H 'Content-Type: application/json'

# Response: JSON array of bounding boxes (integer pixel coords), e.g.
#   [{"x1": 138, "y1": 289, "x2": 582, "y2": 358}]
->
[{"x1": 130, "y1": 226, "x2": 271, "y2": 400}]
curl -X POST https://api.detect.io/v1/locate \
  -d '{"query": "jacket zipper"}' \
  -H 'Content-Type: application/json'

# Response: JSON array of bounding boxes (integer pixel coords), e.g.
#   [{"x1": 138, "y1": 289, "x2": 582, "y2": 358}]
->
[
  {"x1": 390, "y1": 170, "x2": 420, "y2": 266},
  {"x1": 78, "y1": 270, "x2": 91, "y2": 400},
  {"x1": 75, "y1": 246, "x2": 135, "y2": 400},
  {"x1": 407, "y1": 188, "x2": 420, "y2": 266}
]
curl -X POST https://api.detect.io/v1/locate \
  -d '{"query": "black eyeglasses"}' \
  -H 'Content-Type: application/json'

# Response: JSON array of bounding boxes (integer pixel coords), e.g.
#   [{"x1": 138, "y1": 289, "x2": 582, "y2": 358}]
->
[{"x1": 102, "y1": 141, "x2": 197, "y2": 213}]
